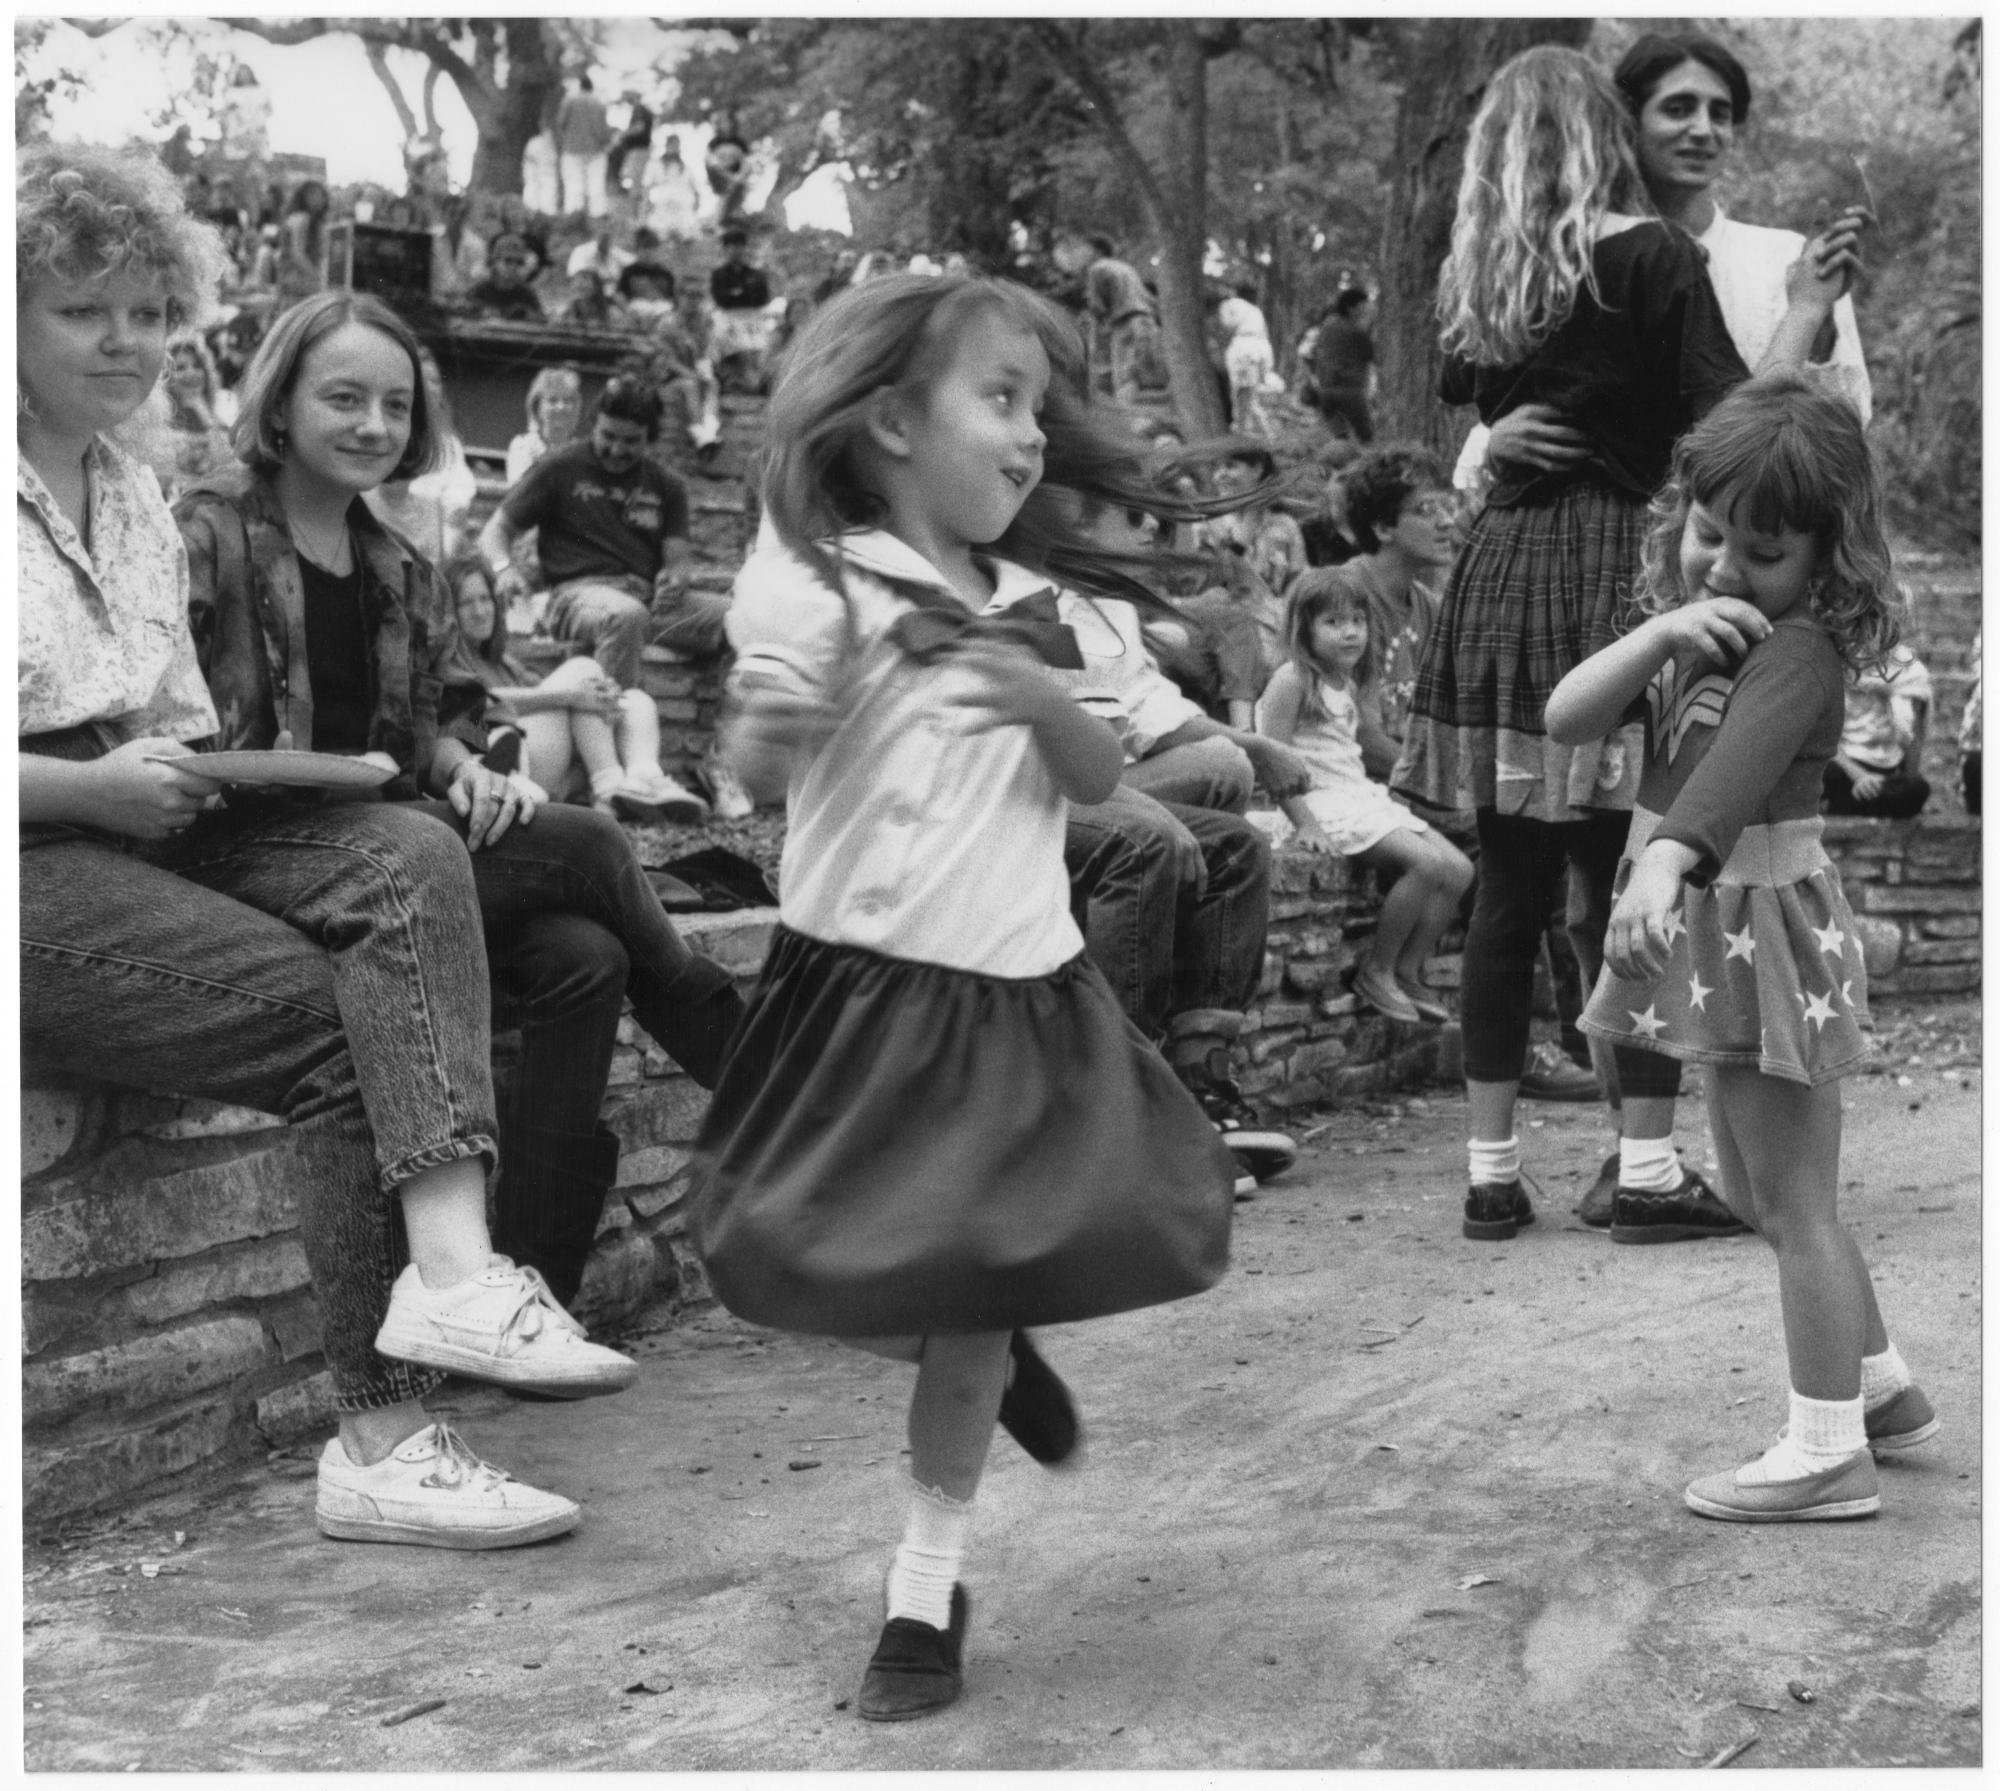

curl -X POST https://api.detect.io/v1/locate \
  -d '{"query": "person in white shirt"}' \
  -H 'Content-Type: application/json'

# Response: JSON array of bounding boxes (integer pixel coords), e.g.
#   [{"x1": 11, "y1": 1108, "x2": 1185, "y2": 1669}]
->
[
  {"x1": 1215, "y1": 282, "x2": 1278, "y2": 437},
  {"x1": 1456, "y1": 31, "x2": 1871, "y2": 502}
]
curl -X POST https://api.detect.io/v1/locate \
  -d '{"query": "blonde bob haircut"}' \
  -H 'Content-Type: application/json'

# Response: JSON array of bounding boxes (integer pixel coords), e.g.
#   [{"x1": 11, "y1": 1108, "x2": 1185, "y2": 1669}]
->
[
  {"x1": 17, "y1": 141, "x2": 228, "y2": 330},
  {"x1": 1436, "y1": 46, "x2": 1648, "y2": 369},
  {"x1": 230, "y1": 289, "x2": 447, "y2": 482},
  {"x1": 1634, "y1": 372, "x2": 1901, "y2": 677}
]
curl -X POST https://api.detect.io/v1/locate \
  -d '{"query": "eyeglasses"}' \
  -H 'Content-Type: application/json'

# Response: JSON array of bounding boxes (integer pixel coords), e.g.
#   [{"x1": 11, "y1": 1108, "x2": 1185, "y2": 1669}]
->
[{"x1": 1402, "y1": 495, "x2": 1458, "y2": 521}]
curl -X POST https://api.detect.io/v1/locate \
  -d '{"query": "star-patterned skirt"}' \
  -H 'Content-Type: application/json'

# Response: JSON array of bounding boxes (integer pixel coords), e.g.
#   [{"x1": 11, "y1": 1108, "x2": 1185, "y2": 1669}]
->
[{"x1": 1579, "y1": 825, "x2": 1873, "y2": 1087}]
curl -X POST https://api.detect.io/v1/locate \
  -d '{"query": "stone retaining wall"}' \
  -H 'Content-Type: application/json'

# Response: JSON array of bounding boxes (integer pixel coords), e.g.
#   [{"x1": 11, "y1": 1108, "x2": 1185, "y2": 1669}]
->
[{"x1": 18, "y1": 807, "x2": 1977, "y2": 1523}]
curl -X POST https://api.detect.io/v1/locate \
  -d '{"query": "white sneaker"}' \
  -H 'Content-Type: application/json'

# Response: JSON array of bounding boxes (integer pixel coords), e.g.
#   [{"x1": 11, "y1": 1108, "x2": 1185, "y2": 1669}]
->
[
  {"x1": 316, "y1": 1423, "x2": 580, "y2": 1550},
  {"x1": 703, "y1": 755, "x2": 756, "y2": 820},
  {"x1": 612, "y1": 772, "x2": 711, "y2": 826},
  {"x1": 374, "y1": 1256, "x2": 640, "y2": 1398}
]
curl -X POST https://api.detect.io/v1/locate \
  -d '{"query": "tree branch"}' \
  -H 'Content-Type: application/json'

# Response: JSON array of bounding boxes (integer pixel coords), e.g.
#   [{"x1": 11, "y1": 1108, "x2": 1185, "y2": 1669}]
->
[
  {"x1": 1022, "y1": 21, "x2": 1169, "y2": 221},
  {"x1": 364, "y1": 39, "x2": 420, "y2": 146}
]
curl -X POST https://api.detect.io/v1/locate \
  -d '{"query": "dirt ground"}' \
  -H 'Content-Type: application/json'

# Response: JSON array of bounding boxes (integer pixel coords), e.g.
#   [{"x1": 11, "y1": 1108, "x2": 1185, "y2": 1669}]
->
[{"x1": 21, "y1": 1002, "x2": 1981, "y2": 1772}]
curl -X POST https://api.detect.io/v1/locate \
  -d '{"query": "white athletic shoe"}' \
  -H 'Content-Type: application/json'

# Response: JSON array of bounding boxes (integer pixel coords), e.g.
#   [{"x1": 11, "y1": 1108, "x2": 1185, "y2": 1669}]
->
[
  {"x1": 611, "y1": 773, "x2": 711, "y2": 826},
  {"x1": 703, "y1": 755, "x2": 756, "y2": 820},
  {"x1": 374, "y1": 1256, "x2": 639, "y2": 1398},
  {"x1": 316, "y1": 1422, "x2": 579, "y2": 1550}
]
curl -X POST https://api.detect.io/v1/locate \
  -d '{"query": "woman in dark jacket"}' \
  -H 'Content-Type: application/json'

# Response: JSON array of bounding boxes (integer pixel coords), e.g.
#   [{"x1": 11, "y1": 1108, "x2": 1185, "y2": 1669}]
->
[{"x1": 176, "y1": 289, "x2": 744, "y2": 1309}]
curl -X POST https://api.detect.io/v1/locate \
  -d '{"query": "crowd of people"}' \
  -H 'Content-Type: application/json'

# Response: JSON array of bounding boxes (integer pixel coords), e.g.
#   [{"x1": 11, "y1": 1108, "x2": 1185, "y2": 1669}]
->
[{"x1": 17, "y1": 28, "x2": 1964, "y2": 1731}]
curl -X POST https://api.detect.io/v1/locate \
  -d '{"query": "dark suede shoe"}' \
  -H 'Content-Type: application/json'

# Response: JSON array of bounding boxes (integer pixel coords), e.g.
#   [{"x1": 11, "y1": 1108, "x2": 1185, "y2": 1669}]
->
[
  {"x1": 1576, "y1": 1151, "x2": 1619, "y2": 1228},
  {"x1": 1462, "y1": 1177, "x2": 1537, "y2": 1241},
  {"x1": 1609, "y1": 1167, "x2": 1750, "y2": 1244},
  {"x1": 998, "y1": 1331, "x2": 1081, "y2": 1467},
  {"x1": 858, "y1": 1584, "x2": 969, "y2": 1722}
]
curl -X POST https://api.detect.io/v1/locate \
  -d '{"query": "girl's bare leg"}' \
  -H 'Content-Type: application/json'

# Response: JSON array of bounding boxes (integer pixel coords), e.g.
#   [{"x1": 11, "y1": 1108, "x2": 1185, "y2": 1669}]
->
[
  {"x1": 1709, "y1": 1065, "x2": 1872, "y2": 1399},
  {"x1": 908, "y1": 1331, "x2": 1011, "y2": 1501},
  {"x1": 615, "y1": 687, "x2": 668, "y2": 783},
  {"x1": 1703, "y1": 1066, "x2": 1887, "y2": 1353}
]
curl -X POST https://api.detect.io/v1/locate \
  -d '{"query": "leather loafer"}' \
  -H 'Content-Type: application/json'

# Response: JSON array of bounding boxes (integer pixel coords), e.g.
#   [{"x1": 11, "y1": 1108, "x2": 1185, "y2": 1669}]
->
[
  {"x1": 1610, "y1": 1167, "x2": 1750, "y2": 1244},
  {"x1": 998, "y1": 1331, "x2": 1081, "y2": 1467},
  {"x1": 1463, "y1": 1175, "x2": 1538, "y2": 1241},
  {"x1": 858, "y1": 1585, "x2": 969, "y2": 1722}
]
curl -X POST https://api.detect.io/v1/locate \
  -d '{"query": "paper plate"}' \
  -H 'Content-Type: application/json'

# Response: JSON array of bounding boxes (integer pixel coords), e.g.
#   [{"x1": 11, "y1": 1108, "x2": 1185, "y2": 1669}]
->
[{"x1": 148, "y1": 750, "x2": 397, "y2": 790}]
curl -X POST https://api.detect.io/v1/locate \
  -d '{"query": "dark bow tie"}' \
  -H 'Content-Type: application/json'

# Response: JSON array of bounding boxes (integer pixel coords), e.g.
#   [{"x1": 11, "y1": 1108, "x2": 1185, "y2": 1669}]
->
[{"x1": 885, "y1": 586, "x2": 1084, "y2": 671}]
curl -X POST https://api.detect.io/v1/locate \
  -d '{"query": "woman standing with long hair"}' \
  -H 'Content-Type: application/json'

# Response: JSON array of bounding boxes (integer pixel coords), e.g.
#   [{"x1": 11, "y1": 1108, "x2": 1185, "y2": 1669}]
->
[{"x1": 1391, "y1": 46, "x2": 1855, "y2": 1243}]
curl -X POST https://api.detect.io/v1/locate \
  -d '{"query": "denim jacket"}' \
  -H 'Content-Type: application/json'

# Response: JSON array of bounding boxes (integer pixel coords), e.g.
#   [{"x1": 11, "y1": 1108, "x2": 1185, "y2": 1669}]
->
[{"x1": 174, "y1": 467, "x2": 487, "y2": 799}]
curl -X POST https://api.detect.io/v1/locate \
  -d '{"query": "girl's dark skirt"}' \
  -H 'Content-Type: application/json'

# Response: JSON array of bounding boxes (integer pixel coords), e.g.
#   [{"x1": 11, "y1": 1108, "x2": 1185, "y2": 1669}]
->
[
  {"x1": 1394, "y1": 478, "x2": 1648, "y2": 823},
  {"x1": 690, "y1": 926, "x2": 1237, "y2": 1337}
]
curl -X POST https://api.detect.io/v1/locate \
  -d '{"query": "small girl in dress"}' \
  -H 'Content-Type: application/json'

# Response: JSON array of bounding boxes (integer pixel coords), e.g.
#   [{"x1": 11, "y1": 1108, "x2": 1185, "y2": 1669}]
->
[
  {"x1": 691, "y1": 273, "x2": 1237, "y2": 1720},
  {"x1": 1256, "y1": 570, "x2": 1473, "y2": 1025},
  {"x1": 444, "y1": 555, "x2": 702, "y2": 822},
  {"x1": 1547, "y1": 373, "x2": 1937, "y2": 1522}
]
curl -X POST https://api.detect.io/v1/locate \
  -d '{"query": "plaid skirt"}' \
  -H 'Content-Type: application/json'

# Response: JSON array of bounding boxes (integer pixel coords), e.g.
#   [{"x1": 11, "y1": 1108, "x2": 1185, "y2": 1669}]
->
[{"x1": 1393, "y1": 479, "x2": 1647, "y2": 823}]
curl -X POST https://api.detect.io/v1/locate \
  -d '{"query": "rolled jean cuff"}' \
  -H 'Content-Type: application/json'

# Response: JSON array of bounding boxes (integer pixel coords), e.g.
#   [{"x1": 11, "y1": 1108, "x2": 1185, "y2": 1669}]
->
[
  {"x1": 379, "y1": 1132, "x2": 497, "y2": 1197},
  {"x1": 332, "y1": 1359, "x2": 446, "y2": 1414}
]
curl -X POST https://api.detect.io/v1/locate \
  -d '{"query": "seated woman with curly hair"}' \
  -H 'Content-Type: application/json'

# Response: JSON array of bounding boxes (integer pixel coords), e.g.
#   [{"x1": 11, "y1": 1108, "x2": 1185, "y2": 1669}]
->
[{"x1": 18, "y1": 142, "x2": 634, "y2": 1554}]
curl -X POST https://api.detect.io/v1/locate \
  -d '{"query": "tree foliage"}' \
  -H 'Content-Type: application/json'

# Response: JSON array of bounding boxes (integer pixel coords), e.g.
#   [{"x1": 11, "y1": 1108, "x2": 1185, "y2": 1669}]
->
[{"x1": 223, "y1": 17, "x2": 569, "y2": 195}]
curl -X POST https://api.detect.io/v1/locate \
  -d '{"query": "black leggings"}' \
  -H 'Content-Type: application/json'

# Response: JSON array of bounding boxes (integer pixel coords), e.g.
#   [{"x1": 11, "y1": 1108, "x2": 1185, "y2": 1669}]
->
[{"x1": 1462, "y1": 808, "x2": 1681, "y2": 1097}]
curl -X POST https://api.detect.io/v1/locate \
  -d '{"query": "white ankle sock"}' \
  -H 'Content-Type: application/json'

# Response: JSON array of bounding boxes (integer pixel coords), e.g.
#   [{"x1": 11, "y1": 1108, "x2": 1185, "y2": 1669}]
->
[
  {"x1": 590, "y1": 767, "x2": 625, "y2": 800},
  {"x1": 1861, "y1": 1343, "x2": 1913, "y2": 1412},
  {"x1": 885, "y1": 1478, "x2": 972, "y2": 1630},
  {"x1": 1740, "y1": 1389, "x2": 1865, "y2": 1482},
  {"x1": 1467, "y1": 1136, "x2": 1520, "y2": 1188},
  {"x1": 1618, "y1": 1135, "x2": 1682, "y2": 1194}
]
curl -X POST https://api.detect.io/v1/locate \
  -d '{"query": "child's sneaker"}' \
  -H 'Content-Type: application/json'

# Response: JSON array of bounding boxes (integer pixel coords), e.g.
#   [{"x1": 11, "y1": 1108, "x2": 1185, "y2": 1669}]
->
[
  {"x1": 1463, "y1": 1174, "x2": 1539, "y2": 1241},
  {"x1": 1684, "y1": 1448, "x2": 1880, "y2": 1523},
  {"x1": 374, "y1": 1257, "x2": 639, "y2": 1398},
  {"x1": 1865, "y1": 1383, "x2": 1941, "y2": 1451},
  {"x1": 315, "y1": 1423, "x2": 580, "y2": 1550},
  {"x1": 1197, "y1": 1077, "x2": 1298, "y2": 1186}
]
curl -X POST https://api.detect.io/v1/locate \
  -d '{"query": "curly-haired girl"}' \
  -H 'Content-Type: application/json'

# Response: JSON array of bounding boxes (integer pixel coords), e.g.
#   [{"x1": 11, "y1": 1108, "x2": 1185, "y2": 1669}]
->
[{"x1": 1547, "y1": 372, "x2": 1934, "y2": 1522}]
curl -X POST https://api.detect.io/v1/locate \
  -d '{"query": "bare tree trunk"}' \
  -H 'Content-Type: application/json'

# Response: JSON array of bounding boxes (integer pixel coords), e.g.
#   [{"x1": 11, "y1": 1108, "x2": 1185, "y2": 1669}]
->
[
  {"x1": 1025, "y1": 20, "x2": 1227, "y2": 438},
  {"x1": 1152, "y1": 24, "x2": 1227, "y2": 438},
  {"x1": 1375, "y1": 17, "x2": 1593, "y2": 455}
]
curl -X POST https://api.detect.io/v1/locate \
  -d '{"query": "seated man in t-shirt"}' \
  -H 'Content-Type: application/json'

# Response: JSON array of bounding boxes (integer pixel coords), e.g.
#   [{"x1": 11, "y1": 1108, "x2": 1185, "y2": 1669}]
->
[
  {"x1": 985, "y1": 526, "x2": 1307, "y2": 1194},
  {"x1": 479, "y1": 377, "x2": 697, "y2": 693}
]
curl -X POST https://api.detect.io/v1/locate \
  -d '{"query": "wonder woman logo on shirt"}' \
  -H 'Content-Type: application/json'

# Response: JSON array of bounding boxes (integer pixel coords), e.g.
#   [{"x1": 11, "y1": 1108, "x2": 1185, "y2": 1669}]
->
[{"x1": 1646, "y1": 663, "x2": 1733, "y2": 766}]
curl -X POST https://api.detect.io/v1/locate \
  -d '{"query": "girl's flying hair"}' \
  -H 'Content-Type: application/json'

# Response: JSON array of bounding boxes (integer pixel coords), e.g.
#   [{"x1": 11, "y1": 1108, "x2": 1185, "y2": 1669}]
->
[
  {"x1": 1437, "y1": 46, "x2": 1649, "y2": 368},
  {"x1": 761, "y1": 271, "x2": 1256, "y2": 608},
  {"x1": 1634, "y1": 372, "x2": 1901, "y2": 674},
  {"x1": 1285, "y1": 566, "x2": 1379, "y2": 721}
]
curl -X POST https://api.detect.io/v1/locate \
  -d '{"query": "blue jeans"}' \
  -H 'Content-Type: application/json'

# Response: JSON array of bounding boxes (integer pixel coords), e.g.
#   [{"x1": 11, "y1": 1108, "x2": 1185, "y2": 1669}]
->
[
  {"x1": 545, "y1": 575, "x2": 652, "y2": 689},
  {"x1": 414, "y1": 800, "x2": 745, "y2": 1303},
  {"x1": 1121, "y1": 736, "x2": 1255, "y2": 815},
  {"x1": 1065, "y1": 784, "x2": 1271, "y2": 1040},
  {"x1": 22, "y1": 802, "x2": 499, "y2": 1413}
]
